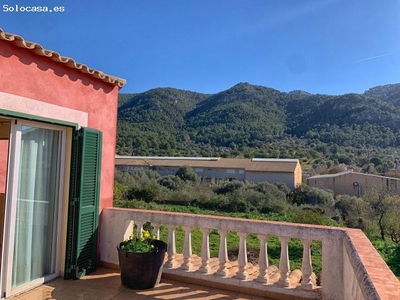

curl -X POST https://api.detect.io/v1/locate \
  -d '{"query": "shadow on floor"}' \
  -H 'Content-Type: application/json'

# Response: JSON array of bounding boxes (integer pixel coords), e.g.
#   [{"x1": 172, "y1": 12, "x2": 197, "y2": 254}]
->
[{"x1": 9, "y1": 268, "x2": 268, "y2": 300}]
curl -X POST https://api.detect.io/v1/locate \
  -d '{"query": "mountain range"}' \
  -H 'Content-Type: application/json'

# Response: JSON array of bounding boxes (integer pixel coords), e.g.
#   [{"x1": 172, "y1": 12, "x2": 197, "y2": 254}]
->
[{"x1": 116, "y1": 83, "x2": 400, "y2": 171}]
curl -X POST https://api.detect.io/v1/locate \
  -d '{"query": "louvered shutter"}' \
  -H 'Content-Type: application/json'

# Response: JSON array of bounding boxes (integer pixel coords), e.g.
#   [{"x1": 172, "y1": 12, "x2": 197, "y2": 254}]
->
[{"x1": 65, "y1": 127, "x2": 102, "y2": 279}]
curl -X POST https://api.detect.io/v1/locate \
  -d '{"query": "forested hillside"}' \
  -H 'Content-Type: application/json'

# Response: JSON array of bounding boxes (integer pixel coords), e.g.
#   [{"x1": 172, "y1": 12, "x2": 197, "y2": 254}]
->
[{"x1": 117, "y1": 83, "x2": 400, "y2": 173}]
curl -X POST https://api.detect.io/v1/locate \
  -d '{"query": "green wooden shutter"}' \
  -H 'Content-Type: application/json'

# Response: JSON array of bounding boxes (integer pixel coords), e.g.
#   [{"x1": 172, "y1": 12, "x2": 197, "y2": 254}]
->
[
  {"x1": 64, "y1": 127, "x2": 79, "y2": 280},
  {"x1": 65, "y1": 127, "x2": 102, "y2": 279}
]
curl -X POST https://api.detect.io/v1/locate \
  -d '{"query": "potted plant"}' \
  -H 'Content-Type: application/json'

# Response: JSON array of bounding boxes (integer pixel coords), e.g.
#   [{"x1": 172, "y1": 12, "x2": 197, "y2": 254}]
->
[{"x1": 117, "y1": 228, "x2": 168, "y2": 290}]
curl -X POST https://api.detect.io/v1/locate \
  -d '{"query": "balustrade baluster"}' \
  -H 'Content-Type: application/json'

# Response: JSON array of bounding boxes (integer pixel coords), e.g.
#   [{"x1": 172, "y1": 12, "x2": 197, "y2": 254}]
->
[
  {"x1": 122, "y1": 220, "x2": 134, "y2": 241},
  {"x1": 199, "y1": 228, "x2": 211, "y2": 274},
  {"x1": 182, "y1": 226, "x2": 193, "y2": 270},
  {"x1": 301, "y1": 239, "x2": 314, "y2": 290},
  {"x1": 278, "y1": 236, "x2": 290, "y2": 287},
  {"x1": 152, "y1": 223, "x2": 160, "y2": 240},
  {"x1": 165, "y1": 225, "x2": 177, "y2": 268},
  {"x1": 237, "y1": 232, "x2": 248, "y2": 280},
  {"x1": 217, "y1": 229, "x2": 229, "y2": 277},
  {"x1": 135, "y1": 221, "x2": 144, "y2": 238},
  {"x1": 257, "y1": 234, "x2": 269, "y2": 283}
]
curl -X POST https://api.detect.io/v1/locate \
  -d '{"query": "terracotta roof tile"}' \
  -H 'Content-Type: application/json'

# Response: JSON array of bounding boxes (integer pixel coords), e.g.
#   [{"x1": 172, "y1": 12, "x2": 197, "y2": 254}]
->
[{"x1": 0, "y1": 28, "x2": 126, "y2": 88}]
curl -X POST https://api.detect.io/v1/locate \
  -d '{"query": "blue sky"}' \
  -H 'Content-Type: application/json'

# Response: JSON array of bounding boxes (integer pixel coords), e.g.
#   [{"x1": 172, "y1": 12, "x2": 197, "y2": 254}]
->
[{"x1": 1, "y1": 0, "x2": 399, "y2": 95}]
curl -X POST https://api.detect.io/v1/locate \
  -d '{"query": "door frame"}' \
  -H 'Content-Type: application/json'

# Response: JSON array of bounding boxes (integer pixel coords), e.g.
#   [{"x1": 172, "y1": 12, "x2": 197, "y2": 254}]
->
[{"x1": 1, "y1": 119, "x2": 68, "y2": 298}]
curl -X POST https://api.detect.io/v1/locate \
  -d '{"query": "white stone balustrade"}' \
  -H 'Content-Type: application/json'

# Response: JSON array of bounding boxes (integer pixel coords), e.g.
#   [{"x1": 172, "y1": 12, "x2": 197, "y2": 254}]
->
[
  {"x1": 152, "y1": 222, "x2": 160, "y2": 240},
  {"x1": 135, "y1": 220, "x2": 144, "y2": 238},
  {"x1": 257, "y1": 234, "x2": 269, "y2": 283},
  {"x1": 100, "y1": 207, "x2": 400, "y2": 300},
  {"x1": 165, "y1": 224, "x2": 177, "y2": 269},
  {"x1": 236, "y1": 232, "x2": 248, "y2": 280},
  {"x1": 278, "y1": 236, "x2": 290, "y2": 287},
  {"x1": 301, "y1": 239, "x2": 313, "y2": 290},
  {"x1": 182, "y1": 225, "x2": 193, "y2": 271},
  {"x1": 216, "y1": 229, "x2": 229, "y2": 277},
  {"x1": 199, "y1": 228, "x2": 211, "y2": 274}
]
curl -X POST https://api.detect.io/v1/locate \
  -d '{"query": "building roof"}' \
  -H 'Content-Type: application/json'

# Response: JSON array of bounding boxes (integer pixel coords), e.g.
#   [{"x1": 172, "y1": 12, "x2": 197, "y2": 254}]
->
[
  {"x1": 307, "y1": 170, "x2": 352, "y2": 179},
  {"x1": 115, "y1": 156, "x2": 300, "y2": 173},
  {"x1": 0, "y1": 28, "x2": 126, "y2": 88}
]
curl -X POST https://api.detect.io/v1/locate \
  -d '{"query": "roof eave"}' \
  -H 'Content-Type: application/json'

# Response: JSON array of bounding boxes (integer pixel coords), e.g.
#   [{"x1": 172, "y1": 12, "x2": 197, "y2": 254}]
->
[{"x1": 0, "y1": 28, "x2": 126, "y2": 88}]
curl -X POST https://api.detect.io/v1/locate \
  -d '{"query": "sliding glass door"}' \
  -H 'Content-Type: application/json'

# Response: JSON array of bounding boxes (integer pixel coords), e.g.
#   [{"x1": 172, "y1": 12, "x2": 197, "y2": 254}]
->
[
  {"x1": 2, "y1": 120, "x2": 65, "y2": 296},
  {"x1": 12, "y1": 125, "x2": 62, "y2": 287}
]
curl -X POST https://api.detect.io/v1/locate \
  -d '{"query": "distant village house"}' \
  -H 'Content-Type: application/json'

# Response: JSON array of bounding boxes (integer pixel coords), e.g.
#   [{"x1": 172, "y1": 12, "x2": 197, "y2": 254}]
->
[
  {"x1": 307, "y1": 170, "x2": 400, "y2": 197},
  {"x1": 115, "y1": 156, "x2": 302, "y2": 189}
]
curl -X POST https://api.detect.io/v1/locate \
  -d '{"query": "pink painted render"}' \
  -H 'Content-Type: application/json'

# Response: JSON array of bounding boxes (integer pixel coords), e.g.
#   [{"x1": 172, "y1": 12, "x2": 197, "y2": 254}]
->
[
  {"x1": 0, "y1": 140, "x2": 7, "y2": 194},
  {"x1": 0, "y1": 39, "x2": 121, "y2": 212}
]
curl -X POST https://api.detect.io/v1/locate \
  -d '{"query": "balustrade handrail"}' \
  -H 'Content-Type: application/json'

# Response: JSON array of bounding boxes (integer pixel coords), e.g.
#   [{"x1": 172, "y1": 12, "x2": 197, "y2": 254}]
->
[{"x1": 107, "y1": 207, "x2": 345, "y2": 241}]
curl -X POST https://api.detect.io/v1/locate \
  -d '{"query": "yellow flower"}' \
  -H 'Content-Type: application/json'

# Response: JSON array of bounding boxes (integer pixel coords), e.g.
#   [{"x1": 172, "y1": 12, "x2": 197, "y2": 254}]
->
[{"x1": 143, "y1": 230, "x2": 151, "y2": 239}]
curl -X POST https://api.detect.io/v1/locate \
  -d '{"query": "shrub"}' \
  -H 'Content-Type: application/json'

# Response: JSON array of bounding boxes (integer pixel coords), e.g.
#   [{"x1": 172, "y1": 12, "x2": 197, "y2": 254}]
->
[
  {"x1": 175, "y1": 166, "x2": 199, "y2": 182},
  {"x1": 274, "y1": 182, "x2": 291, "y2": 195},
  {"x1": 288, "y1": 183, "x2": 310, "y2": 205},
  {"x1": 198, "y1": 194, "x2": 229, "y2": 211},
  {"x1": 335, "y1": 195, "x2": 368, "y2": 228},
  {"x1": 260, "y1": 198, "x2": 289, "y2": 214},
  {"x1": 253, "y1": 182, "x2": 286, "y2": 201},
  {"x1": 305, "y1": 187, "x2": 334, "y2": 207},
  {"x1": 214, "y1": 180, "x2": 246, "y2": 194},
  {"x1": 164, "y1": 187, "x2": 194, "y2": 204},
  {"x1": 127, "y1": 185, "x2": 161, "y2": 202},
  {"x1": 159, "y1": 175, "x2": 183, "y2": 190},
  {"x1": 227, "y1": 197, "x2": 252, "y2": 212},
  {"x1": 114, "y1": 181, "x2": 129, "y2": 201},
  {"x1": 229, "y1": 189, "x2": 264, "y2": 210},
  {"x1": 290, "y1": 209, "x2": 338, "y2": 226}
]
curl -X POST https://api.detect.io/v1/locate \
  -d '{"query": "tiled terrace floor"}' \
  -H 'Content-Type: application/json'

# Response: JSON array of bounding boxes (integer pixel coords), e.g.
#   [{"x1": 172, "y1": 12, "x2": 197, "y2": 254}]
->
[{"x1": 8, "y1": 268, "x2": 270, "y2": 300}]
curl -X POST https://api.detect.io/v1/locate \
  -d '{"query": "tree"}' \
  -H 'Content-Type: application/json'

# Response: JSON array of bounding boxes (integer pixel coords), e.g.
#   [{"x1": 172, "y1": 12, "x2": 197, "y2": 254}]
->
[
  {"x1": 175, "y1": 166, "x2": 199, "y2": 182},
  {"x1": 274, "y1": 182, "x2": 291, "y2": 195},
  {"x1": 214, "y1": 180, "x2": 246, "y2": 194},
  {"x1": 370, "y1": 157, "x2": 382, "y2": 167},
  {"x1": 304, "y1": 187, "x2": 335, "y2": 208},
  {"x1": 252, "y1": 182, "x2": 286, "y2": 202},
  {"x1": 384, "y1": 211, "x2": 400, "y2": 243},
  {"x1": 127, "y1": 185, "x2": 161, "y2": 202},
  {"x1": 335, "y1": 195, "x2": 368, "y2": 228},
  {"x1": 159, "y1": 175, "x2": 183, "y2": 190},
  {"x1": 288, "y1": 184, "x2": 334, "y2": 211},
  {"x1": 320, "y1": 165, "x2": 347, "y2": 175},
  {"x1": 363, "y1": 187, "x2": 400, "y2": 240},
  {"x1": 114, "y1": 181, "x2": 129, "y2": 201},
  {"x1": 288, "y1": 183, "x2": 310, "y2": 206},
  {"x1": 290, "y1": 209, "x2": 334, "y2": 226}
]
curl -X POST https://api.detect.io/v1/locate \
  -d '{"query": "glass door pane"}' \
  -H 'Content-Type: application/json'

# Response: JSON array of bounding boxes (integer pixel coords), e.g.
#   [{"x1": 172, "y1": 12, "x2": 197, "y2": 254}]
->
[{"x1": 12, "y1": 125, "x2": 61, "y2": 288}]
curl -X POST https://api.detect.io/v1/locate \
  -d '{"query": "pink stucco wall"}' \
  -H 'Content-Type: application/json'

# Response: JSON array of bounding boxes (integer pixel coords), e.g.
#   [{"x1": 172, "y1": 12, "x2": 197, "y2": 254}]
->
[
  {"x1": 0, "y1": 40, "x2": 120, "y2": 212},
  {"x1": 0, "y1": 140, "x2": 8, "y2": 194}
]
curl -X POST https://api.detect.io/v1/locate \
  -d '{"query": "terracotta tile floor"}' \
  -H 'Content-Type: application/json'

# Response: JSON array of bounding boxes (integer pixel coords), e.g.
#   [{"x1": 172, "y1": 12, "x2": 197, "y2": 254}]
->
[{"x1": 8, "y1": 268, "x2": 269, "y2": 300}]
